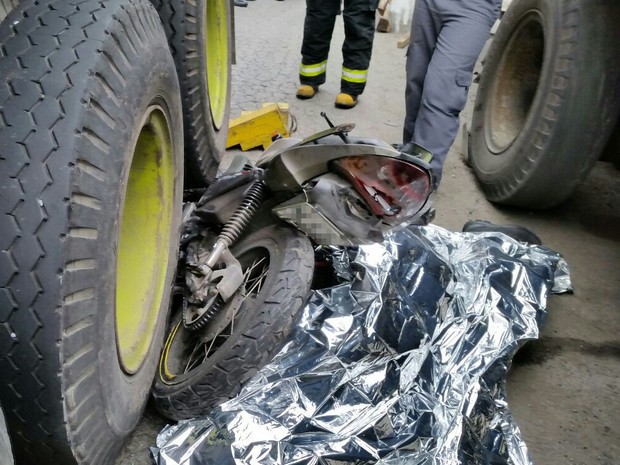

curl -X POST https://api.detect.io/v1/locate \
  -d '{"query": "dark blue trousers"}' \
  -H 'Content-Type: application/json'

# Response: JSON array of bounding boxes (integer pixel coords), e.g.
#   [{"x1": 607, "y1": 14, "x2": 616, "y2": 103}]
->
[{"x1": 403, "y1": 0, "x2": 501, "y2": 185}]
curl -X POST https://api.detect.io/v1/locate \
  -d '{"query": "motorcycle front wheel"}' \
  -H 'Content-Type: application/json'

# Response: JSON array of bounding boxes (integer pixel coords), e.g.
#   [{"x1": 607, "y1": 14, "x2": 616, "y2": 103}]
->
[{"x1": 152, "y1": 224, "x2": 315, "y2": 420}]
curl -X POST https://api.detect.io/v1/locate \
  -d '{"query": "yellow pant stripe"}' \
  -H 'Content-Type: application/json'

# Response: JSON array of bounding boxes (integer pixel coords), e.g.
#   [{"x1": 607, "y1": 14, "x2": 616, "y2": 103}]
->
[
  {"x1": 300, "y1": 60, "x2": 327, "y2": 77},
  {"x1": 341, "y1": 67, "x2": 368, "y2": 83}
]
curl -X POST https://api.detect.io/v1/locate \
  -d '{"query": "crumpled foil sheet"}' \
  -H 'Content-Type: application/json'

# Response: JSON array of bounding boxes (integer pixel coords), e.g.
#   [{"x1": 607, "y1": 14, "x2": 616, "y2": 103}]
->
[{"x1": 153, "y1": 225, "x2": 572, "y2": 465}]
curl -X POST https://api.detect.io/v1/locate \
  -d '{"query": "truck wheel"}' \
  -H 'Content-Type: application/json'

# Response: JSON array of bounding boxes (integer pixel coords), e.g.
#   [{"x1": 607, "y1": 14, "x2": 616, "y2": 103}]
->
[
  {"x1": 152, "y1": 0, "x2": 233, "y2": 186},
  {"x1": 469, "y1": 0, "x2": 620, "y2": 208},
  {"x1": 153, "y1": 225, "x2": 314, "y2": 420},
  {"x1": 0, "y1": 0, "x2": 19, "y2": 22},
  {"x1": 0, "y1": 1, "x2": 183, "y2": 464}
]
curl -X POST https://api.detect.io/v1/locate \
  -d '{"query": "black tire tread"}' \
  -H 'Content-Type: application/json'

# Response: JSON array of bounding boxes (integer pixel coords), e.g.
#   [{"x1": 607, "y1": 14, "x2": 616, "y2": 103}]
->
[
  {"x1": 151, "y1": 0, "x2": 232, "y2": 186},
  {"x1": 0, "y1": 1, "x2": 176, "y2": 464}
]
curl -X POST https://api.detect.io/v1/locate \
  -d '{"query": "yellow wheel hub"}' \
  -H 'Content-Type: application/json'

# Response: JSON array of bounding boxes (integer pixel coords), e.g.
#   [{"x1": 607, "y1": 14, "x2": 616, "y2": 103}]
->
[
  {"x1": 206, "y1": 0, "x2": 229, "y2": 130},
  {"x1": 116, "y1": 107, "x2": 175, "y2": 375}
]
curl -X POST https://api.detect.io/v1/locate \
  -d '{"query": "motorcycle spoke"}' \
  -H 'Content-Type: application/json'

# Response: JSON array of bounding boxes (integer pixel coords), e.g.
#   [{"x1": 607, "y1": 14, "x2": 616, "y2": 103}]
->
[
  {"x1": 184, "y1": 340, "x2": 207, "y2": 373},
  {"x1": 241, "y1": 257, "x2": 269, "y2": 303},
  {"x1": 230, "y1": 313, "x2": 236, "y2": 339},
  {"x1": 229, "y1": 257, "x2": 268, "y2": 334},
  {"x1": 243, "y1": 256, "x2": 267, "y2": 285},
  {"x1": 205, "y1": 331, "x2": 221, "y2": 358}
]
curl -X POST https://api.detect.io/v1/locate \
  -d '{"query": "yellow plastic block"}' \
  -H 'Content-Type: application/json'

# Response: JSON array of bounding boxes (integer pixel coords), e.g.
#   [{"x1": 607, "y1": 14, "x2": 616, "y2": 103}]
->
[
  {"x1": 227, "y1": 103, "x2": 289, "y2": 151},
  {"x1": 263, "y1": 102, "x2": 289, "y2": 114},
  {"x1": 239, "y1": 103, "x2": 290, "y2": 116}
]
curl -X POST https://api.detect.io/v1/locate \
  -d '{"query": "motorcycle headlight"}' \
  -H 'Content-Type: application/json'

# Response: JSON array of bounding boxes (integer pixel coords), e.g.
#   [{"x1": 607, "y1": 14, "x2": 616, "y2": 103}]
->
[{"x1": 331, "y1": 155, "x2": 432, "y2": 225}]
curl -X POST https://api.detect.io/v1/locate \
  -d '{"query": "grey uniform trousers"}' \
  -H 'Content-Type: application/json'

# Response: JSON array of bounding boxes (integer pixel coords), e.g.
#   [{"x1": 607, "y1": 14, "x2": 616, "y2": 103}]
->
[{"x1": 403, "y1": 0, "x2": 501, "y2": 185}]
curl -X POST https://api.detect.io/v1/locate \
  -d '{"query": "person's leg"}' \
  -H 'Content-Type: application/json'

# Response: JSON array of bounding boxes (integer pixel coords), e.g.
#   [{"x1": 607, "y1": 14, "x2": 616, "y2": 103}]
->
[
  {"x1": 299, "y1": 0, "x2": 340, "y2": 89},
  {"x1": 403, "y1": 0, "x2": 440, "y2": 143},
  {"x1": 340, "y1": 0, "x2": 377, "y2": 97},
  {"x1": 411, "y1": 0, "x2": 499, "y2": 186}
]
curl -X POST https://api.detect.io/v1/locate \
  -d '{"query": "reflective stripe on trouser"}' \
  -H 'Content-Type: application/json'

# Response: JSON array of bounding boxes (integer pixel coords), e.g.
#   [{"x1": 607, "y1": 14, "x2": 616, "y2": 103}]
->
[
  {"x1": 341, "y1": 67, "x2": 368, "y2": 95},
  {"x1": 299, "y1": 60, "x2": 328, "y2": 86}
]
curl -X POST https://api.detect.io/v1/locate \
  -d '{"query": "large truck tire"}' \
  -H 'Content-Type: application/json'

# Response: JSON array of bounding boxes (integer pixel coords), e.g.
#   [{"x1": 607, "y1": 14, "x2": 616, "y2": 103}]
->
[
  {"x1": 0, "y1": 1, "x2": 183, "y2": 464},
  {"x1": 469, "y1": 0, "x2": 620, "y2": 209},
  {"x1": 153, "y1": 225, "x2": 314, "y2": 420},
  {"x1": 152, "y1": 0, "x2": 233, "y2": 187}
]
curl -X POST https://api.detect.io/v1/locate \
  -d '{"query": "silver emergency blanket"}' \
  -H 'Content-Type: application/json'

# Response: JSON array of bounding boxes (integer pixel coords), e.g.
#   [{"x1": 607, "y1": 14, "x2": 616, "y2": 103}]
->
[{"x1": 153, "y1": 225, "x2": 572, "y2": 465}]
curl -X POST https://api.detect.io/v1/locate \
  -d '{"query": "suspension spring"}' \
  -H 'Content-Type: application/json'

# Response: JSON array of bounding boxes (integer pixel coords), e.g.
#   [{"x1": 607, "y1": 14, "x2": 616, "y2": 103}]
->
[{"x1": 218, "y1": 181, "x2": 266, "y2": 247}]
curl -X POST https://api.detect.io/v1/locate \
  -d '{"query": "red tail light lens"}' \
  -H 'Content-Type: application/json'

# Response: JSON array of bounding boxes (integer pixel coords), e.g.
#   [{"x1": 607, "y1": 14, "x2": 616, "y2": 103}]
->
[{"x1": 332, "y1": 156, "x2": 432, "y2": 225}]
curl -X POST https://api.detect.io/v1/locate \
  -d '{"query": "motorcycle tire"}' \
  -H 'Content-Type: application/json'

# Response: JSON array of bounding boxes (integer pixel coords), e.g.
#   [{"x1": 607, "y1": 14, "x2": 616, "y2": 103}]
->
[
  {"x1": 153, "y1": 224, "x2": 314, "y2": 420},
  {"x1": 151, "y1": 0, "x2": 233, "y2": 187},
  {"x1": 469, "y1": 0, "x2": 620, "y2": 209},
  {"x1": 0, "y1": 0, "x2": 18, "y2": 23},
  {"x1": 0, "y1": 1, "x2": 183, "y2": 464}
]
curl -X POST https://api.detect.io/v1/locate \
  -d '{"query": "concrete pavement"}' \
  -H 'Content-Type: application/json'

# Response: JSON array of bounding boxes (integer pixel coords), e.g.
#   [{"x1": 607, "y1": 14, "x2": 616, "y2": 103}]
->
[{"x1": 116, "y1": 1, "x2": 620, "y2": 464}]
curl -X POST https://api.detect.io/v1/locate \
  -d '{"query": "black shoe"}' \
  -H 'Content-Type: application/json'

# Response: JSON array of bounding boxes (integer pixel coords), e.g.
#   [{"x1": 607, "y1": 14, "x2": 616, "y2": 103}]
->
[
  {"x1": 462, "y1": 220, "x2": 542, "y2": 245},
  {"x1": 234, "y1": 0, "x2": 248, "y2": 6}
]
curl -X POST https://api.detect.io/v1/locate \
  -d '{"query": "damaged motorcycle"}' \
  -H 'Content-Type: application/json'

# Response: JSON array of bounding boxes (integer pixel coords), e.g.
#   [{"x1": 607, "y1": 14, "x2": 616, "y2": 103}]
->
[{"x1": 152, "y1": 115, "x2": 435, "y2": 419}]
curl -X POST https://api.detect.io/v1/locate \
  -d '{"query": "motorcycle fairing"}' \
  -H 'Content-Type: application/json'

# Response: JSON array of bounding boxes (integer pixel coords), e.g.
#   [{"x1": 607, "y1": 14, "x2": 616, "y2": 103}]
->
[
  {"x1": 259, "y1": 141, "x2": 434, "y2": 233},
  {"x1": 259, "y1": 142, "x2": 431, "y2": 190}
]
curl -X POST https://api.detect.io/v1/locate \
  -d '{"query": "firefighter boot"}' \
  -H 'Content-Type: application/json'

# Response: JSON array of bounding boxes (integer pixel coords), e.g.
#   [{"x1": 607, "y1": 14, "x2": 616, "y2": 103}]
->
[
  {"x1": 296, "y1": 85, "x2": 318, "y2": 99},
  {"x1": 335, "y1": 93, "x2": 358, "y2": 109}
]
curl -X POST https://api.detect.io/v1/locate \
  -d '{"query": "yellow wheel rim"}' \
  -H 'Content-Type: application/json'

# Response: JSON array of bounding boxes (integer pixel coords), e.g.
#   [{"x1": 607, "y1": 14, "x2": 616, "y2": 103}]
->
[
  {"x1": 116, "y1": 107, "x2": 175, "y2": 375},
  {"x1": 206, "y1": 0, "x2": 229, "y2": 130}
]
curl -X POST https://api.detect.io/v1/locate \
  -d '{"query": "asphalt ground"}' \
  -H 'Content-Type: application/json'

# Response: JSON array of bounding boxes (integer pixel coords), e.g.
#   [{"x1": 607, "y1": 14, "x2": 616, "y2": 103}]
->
[{"x1": 116, "y1": 1, "x2": 620, "y2": 464}]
